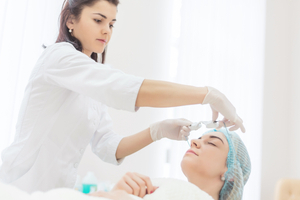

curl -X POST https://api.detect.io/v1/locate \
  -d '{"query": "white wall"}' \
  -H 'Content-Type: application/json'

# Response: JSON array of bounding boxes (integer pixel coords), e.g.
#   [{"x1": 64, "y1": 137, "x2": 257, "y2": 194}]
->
[
  {"x1": 77, "y1": 0, "x2": 175, "y2": 183},
  {"x1": 289, "y1": 0, "x2": 300, "y2": 180},
  {"x1": 261, "y1": 0, "x2": 300, "y2": 199}
]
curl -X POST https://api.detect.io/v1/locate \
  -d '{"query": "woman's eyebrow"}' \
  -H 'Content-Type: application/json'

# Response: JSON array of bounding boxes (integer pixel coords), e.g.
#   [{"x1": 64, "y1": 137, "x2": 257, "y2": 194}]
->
[
  {"x1": 209, "y1": 136, "x2": 224, "y2": 144},
  {"x1": 93, "y1": 13, "x2": 117, "y2": 21}
]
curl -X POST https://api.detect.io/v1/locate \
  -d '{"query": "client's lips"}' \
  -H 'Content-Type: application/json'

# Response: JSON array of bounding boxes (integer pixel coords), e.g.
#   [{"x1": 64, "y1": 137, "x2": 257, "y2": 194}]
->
[{"x1": 186, "y1": 149, "x2": 198, "y2": 156}]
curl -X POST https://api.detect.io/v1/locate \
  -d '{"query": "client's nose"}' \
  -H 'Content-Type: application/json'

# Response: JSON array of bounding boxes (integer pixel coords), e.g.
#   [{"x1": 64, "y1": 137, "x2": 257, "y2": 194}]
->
[{"x1": 191, "y1": 139, "x2": 201, "y2": 148}]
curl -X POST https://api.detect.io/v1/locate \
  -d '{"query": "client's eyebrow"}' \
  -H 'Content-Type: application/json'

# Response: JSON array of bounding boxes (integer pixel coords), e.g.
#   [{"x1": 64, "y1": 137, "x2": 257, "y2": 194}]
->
[
  {"x1": 198, "y1": 136, "x2": 224, "y2": 144},
  {"x1": 210, "y1": 136, "x2": 224, "y2": 144},
  {"x1": 93, "y1": 13, "x2": 117, "y2": 21}
]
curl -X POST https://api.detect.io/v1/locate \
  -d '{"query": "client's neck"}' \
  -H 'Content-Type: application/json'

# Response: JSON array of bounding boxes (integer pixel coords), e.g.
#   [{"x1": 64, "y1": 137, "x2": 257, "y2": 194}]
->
[{"x1": 187, "y1": 175, "x2": 223, "y2": 200}]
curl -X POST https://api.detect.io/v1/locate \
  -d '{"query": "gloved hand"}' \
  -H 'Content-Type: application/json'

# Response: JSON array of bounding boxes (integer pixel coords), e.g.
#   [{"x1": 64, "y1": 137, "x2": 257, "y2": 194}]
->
[
  {"x1": 150, "y1": 118, "x2": 192, "y2": 141},
  {"x1": 202, "y1": 86, "x2": 246, "y2": 133}
]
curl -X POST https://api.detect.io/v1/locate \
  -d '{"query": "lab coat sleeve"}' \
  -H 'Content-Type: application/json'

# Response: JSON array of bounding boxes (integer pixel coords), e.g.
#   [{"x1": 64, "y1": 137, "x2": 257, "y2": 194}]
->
[
  {"x1": 90, "y1": 106, "x2": 124, "y2": 165},
  {"x1": 43, "y1": 42, "x2": 144, "y2": 112}
]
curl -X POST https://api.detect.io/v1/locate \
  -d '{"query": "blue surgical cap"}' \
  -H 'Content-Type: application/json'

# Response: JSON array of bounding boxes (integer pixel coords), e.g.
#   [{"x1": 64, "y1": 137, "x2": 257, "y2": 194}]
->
[{"x1": 203, "y1": 128, "x2": 251, "y2": 200}]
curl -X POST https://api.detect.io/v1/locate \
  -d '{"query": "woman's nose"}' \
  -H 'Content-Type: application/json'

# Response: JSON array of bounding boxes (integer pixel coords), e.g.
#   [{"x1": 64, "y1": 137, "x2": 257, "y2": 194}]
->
[
  {"x1": 101, "y1": 25, "x2": 111, "y2": 35},
  {"x1": 191, "y1": 139, "x2": 201, "y2": 148}
]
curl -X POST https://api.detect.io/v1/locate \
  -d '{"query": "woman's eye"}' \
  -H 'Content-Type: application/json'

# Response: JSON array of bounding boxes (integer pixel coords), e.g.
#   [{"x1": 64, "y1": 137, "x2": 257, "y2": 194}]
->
[
  {"x1": 94, "y1": 19, "x2": 101, "y2": 23},
  {"x1": 109, "y1": 24, "x2": 114, "y2": 28},
  {"x1": 208, "y1": 142, "x2": 216, "y2": 147}
]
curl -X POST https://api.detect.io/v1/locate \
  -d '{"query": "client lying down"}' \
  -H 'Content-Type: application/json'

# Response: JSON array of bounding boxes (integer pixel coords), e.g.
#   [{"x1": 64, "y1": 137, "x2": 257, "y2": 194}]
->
[
  {"x1": 91, "y1": 128, "x2": 251, "y2": 200},
  {"x1": 0, "y1": 128, "x2": 251, "y2": 200}
]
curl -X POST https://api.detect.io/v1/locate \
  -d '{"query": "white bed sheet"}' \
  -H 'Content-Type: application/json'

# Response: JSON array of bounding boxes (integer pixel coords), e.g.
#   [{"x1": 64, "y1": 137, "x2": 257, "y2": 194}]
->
[{"x1": 0, "y1": 178, "x2": 213, "y2": 200}]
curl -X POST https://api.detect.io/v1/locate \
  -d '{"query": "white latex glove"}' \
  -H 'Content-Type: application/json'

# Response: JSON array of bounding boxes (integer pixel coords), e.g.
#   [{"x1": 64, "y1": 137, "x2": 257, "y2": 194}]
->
[
  {"x1": 202, "y1": 86, "x2": 246, "y2": 133},
  {"x1": 150, "y1": 118, "x2": 192, "y2": 141}
]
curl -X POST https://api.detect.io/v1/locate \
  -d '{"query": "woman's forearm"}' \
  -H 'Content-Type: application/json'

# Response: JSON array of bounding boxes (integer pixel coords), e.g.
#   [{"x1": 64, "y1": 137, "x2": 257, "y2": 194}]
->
[
  {"x1": 135, "y1": 79, "x2": 208, "y2": 107},
  {"x1": 116, "y1": 128, "x2": 153, "y2": 159}
]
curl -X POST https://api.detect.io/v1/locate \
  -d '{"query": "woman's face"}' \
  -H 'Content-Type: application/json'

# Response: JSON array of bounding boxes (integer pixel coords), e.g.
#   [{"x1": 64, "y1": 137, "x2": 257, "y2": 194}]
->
[
  {"x1": 181, "y1": 131, "x2": 229, "y2": 180},
  {"x1": 67, "y1": 0, "x2": 117, "y2": 57}
]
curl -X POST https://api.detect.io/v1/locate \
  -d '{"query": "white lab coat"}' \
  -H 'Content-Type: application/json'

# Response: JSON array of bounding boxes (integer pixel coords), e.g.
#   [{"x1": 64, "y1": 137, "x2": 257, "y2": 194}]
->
[{"x1": 0, "y1": 42, "x2": 144, "y2": 193}]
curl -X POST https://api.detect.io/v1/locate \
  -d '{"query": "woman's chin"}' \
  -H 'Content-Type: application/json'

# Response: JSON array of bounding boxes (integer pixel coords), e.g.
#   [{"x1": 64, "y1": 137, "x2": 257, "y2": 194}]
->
[
  {"x1": 94, "y1": 50, "x2": 104, "y2": 54},
  {"x1": 92, "y1": 47, "x2": 105, "y2": 54}
]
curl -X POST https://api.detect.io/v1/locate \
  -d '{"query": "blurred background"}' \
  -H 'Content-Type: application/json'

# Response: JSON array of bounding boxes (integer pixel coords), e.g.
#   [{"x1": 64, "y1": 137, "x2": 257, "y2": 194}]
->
[{"x1": 0, "y1": 0, "x2": 299, "y2": 199}]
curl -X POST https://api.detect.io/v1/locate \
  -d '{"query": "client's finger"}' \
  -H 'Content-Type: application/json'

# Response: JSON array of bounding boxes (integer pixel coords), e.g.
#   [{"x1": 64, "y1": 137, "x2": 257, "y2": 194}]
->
[
  {"x1": 124, "y1": 173, "x2": 141, "y2": 196},
  {"x1": 122, "y1": 178, "x2": 136, "y2": 195},
  {"x1": 133, "y1": 172, "x2": 155, "y2": 197},
  {"x1": 126, "y1": 172, "x2": 152, "y2": 198},
  {"x1": 128, "y1": 174, "x2": 147, "y2": 197},
  {"x1": 112, "y1": 174, "x2": 134, "y2": 194}
]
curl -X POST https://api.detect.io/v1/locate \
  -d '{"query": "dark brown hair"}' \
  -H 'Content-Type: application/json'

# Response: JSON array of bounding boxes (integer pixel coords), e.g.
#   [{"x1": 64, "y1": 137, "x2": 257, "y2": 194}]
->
[{"x1": 56, "y1": 0, "x2": 119, "y2": 63}]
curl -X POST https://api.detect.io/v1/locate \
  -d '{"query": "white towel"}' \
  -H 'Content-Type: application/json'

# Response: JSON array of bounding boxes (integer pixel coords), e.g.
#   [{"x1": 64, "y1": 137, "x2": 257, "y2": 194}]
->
[
  {"x1": 0, "y1": 178, "x2": 213, "y2": 200},
  {"x1": 129, "y1": 178, "x2": 214, "y2": 200},
  {"x1": 0, "y1": 182, "x2": 105, "y2": 200}
]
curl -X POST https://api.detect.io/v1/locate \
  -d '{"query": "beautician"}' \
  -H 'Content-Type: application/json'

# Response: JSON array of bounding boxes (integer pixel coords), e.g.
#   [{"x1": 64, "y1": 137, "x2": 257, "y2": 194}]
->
[{"x1": 0, "y1": 0, "x2": 245, "y2": 193}]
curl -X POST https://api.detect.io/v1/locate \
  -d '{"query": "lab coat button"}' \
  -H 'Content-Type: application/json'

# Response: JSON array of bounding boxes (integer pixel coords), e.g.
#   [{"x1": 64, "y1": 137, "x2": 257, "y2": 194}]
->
[{"x1": 74, "y1": 163, "x2": 78, "y2": 168}]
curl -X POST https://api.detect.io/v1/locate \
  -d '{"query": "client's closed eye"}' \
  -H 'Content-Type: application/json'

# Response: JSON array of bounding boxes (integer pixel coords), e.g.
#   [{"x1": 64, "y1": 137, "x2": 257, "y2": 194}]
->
[{"x1": 208, "y1": 142, "x2": 216, "y2": 147}]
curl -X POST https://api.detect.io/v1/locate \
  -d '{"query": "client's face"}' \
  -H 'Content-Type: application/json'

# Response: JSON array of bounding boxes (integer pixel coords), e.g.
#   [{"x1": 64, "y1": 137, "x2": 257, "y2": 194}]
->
[{"x1": 181, "y1": 131, "x2": 229, "y2": 181}]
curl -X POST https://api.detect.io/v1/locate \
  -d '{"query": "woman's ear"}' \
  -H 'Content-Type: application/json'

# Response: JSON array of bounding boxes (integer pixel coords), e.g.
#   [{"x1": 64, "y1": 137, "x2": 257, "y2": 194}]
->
[
  {"x1": 221, "y1": 166, "x2": 228, "y2": 177},
  {"x1": 220, "y1": 167, "x2": 227, "y2": 181},
  {"x1": 221, "y1": 174, "x2": 226, "y2": 181},
  {"x1": 66, "y1": 15, "x2": 76, "y2": 30}
]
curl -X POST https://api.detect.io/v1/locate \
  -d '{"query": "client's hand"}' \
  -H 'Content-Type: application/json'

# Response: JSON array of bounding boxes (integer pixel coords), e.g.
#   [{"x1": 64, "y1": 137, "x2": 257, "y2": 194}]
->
[
  {"x1": 150, "y1": 118, "x2": 192, "y2": 141},
  {"x1": 111, "y1": 172, "x2": 158, "y2": 198},
  {"x1": 88, "y1": 190, "x2": 134, "y2": 200}
]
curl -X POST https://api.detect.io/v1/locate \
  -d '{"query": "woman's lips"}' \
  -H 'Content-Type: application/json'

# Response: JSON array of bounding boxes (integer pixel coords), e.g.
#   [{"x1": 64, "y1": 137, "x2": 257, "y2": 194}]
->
[
  {"x1": 97, "y1": 39, "x2": 107, "y2": 44},
  {"x1": 186, "y1": 149, "x2": 198, "y2": 156}
]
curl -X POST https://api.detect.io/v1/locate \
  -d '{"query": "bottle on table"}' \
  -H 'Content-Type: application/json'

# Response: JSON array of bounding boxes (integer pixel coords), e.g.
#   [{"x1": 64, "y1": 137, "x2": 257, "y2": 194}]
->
[{"x1": 82, "y1": 172, "x2": 98, "y2": 194}]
